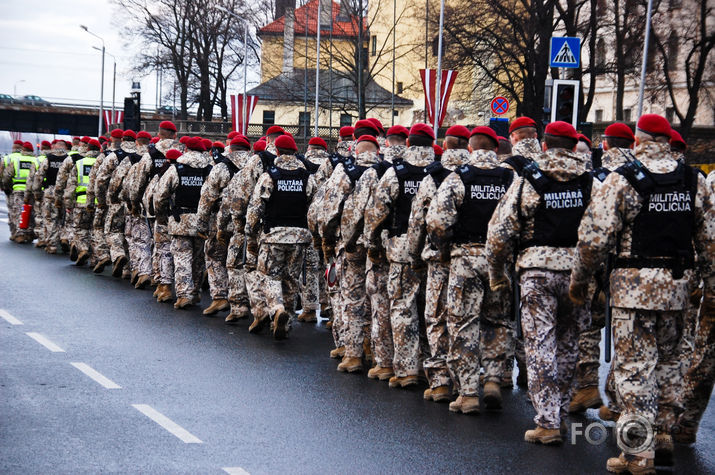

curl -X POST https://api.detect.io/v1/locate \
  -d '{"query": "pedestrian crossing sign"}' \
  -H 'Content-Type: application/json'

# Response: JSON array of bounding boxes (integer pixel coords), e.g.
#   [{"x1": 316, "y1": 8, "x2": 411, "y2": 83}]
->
[{"x1": 550, "y1": 37, "x2": 581, "y2": 68}]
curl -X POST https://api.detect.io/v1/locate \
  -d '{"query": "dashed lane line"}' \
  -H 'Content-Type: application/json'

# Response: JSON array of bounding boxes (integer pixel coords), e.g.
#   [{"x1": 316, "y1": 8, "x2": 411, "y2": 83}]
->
[
  {"x1": 70, "y1": 362, "x2": 121, "y2": 389},
  {"x1": 223, "y1": 468, "x2": 250, "y2": 475},
  {"x1": 132, "y1": 404, "x2": 203, "y2": 444},
  {"x1": 26, "y1": 332, "x2": 65, "y2": 352},
  {"x1": 0, "y1": 309, "x2": 23, "y2": 325}
]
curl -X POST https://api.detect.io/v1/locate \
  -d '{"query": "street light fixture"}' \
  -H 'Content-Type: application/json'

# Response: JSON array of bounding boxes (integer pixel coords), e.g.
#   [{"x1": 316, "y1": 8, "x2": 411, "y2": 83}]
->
[
  {"x1": 81, "y1": 24, "x2": 105, "y2": 137},
  {"x1": 13, "y1": 79, "x2": 26, "y2": 97},
  {"x1": 95, "y1": 47, "x2": 117, "y2": 128},
  {"x1": 215, "y1": 5, "x2": 250, "y2": 135}
]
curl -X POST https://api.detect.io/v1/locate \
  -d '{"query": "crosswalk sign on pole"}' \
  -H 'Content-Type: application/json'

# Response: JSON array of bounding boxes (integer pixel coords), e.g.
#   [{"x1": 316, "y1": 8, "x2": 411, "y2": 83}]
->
[{"x1": 550, "y1": 37, "x2": 581, "y2": 68}]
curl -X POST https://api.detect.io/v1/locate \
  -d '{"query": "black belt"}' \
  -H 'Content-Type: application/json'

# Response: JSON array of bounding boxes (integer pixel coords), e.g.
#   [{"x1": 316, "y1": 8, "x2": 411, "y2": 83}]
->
[{"x1": 614, "y1": 256, "x2": 694, "y2": 279}]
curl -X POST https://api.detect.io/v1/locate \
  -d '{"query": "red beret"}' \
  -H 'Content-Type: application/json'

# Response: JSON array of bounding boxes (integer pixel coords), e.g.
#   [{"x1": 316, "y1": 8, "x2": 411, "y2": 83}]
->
[
  {"x1": 186, "y1": 137, "x2": 206, "y2": 152},
  {"x1": 179, "y1": 136, "x2": 190, "y2": 144},
  {"x1": 212, "y1": 141, "x2": 225, "y2": 150},
  {"x1": 41, "y1": 140, "x2": 51, "y2": 148},
  {"x1": 497, "y1": 136, "x2": 508, "y2": 142},
  {"x1": 201, "y1": 138, "x2": 213, "y2": 149},
  {"x1": 150, "y1": 137, "x2": 160, "y2": 144},
  {"x1": 80, "y1": 136, "x2": 91, "y2": 143},
  {"x1": 284, "y1": 131, "x2": 294, "y2": 138},
  {"x1": 227, "y1": 131, "x2": 239, "y2": 140},
  {"x1": 604, "y1": 123, "x2": 635, "y2": 142},
  {"x1": 509, "y1": 117, "x2": 537, "y2": 134},
  {"x1": 339, "y1": 126, "x2": 354, "y2": 137},
  {"x1": 577, "y1": 134, "x2": 592, "y2": 147},
  {"x1": 446, "y1": 125, "x2": 471, "y2": 140},
  {"x1": 669, "y1": 129, "x2": 687, "y2": 150},
  {"x1": 433, "y1": 144, "x2": 443, "y2": 158},
  {"x1": 253, "y1": 140, "x2": 267, "y2": 152},
  {"x1": 470, "y1": 126, "x2": 499, "y2": 146},
  {"x1": 13, "y1": 140, "x2": 24, "y2": 146},
  {"x1": 409, "y1": 123, "x2": 436, "y2": 140},
  {"x1": 367, "y1": 118, "x2": 385, "y2": 134},
  {"x1": 354, "y1": 119, "x2": 379, "y2": 135},
  {"x1": 110, "y1": 129, "x2": 124, "y2": 139},
  {"x1": 73, "y1": 136, "x2": 80, "y2": 141},
  {"x1": 266, "y1": 125, "x2": 286, "y2": 136},
  {"x1": 165, "y1": 149, "x2": 182, "y2": 160},
  {"x1": 544, "y1": 121, "x2": 578, "y2": 141},
  {"x1": 123, "y1": 130, "x2": 137, "y2": 140},
  {"x1": 159, "y1": 120, "x2": 177, "y2": 132},
  {"x1": 386, "y1": 125, "x2": 409, "y2": 138},
  {"x1": 637, "y1": 114, "x2": 671, "y2": 138},
  {"x1": 230, "y1": 136, "x2": 251, "y2": 148},
  {"x1": 88, "y1": 139, "x2": 101, "y2": 149},
  {"x1": 51, "y1": 139, "x2": 58, "y2": 145},
  {"x1": 308, "y1": 137, "x2": 328, "y2": 149},
  {"x1": 63, "y1": 140, "x2": 73, "y2": 148},
  {"x1": 356, "y1": 135, "x2": 379, "y2": 148},
  {"x1": 22, "y1": 141, "x2": 33, "y2": 151},
  {"x1": 137, "y1": 131, "x2": 152, "y2": 140},
  {"x1": 275, "y1": 134, "x2": 298, "y2": 152}
]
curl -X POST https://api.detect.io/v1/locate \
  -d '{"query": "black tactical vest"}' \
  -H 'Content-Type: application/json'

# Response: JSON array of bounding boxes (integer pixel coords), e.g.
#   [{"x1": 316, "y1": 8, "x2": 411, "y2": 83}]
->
[
  {"x1": 264, "y1": 166, "x2": 309, "y2": 231},
  {"x1": 257, "y1": 151, "x2": 277, "y2": 174},
  {"x1": 502, "y1": 155, "x2": 532, "y2": 176},
  {"x1": 389, "y1": 161, "x2": 429, "y2": 237},
  {"x1": 344, "y1": 161, "x2": 369, "y2": 184},
  {"x1": 126, "y1": 152, "x2": 142, "y2": 166},
  {"x1": 521, "y1": 163, "x2": 593, "y2": 249},
  {"x1": 297, "y1": 154, "x2": 321, "y2": 174},
  {"x1": 424, "y1": 161, "x2": 452, "y2": 188},
  {"x1": 615, "y1": 161, "x2": 697, "y2": 278},
  {"x1": 454, "y1": 165, "x2": 513, "y2": 244},
  {"x1": 148, "y1": 144, "x2": 168, "y2": 177},
  {"x1": 172, "y1": 163, "x2": 212, "y2": 218},
  {"x1": 44, "y1": 154, "x2": 66, "y2": 187}
]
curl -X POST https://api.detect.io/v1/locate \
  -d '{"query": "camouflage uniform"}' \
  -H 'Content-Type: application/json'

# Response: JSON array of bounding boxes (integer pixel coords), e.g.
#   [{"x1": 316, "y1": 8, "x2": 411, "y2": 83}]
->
[
  {"x1": 364, "y1": 145, "x2": 435, "y2": 378},
  {"x1": 245, "y1": 155, "x2": 318, "y2": 329},
  {"x1": 1, "y1": 150, "x2": 36, "y2": 241},
  {"x1": 26, "y1": 153, "x2": 46, "y2": 243},
  {"x1": 571, "y1": 141, "x2": 714, "y2": 437},
  {"x1": 154, "y1": 149, "x2": 213, "y2": 300},
  {"x1": 54, "y1": 147, "x2": 86, "y2": 246},
  {"x1": 97, "y1": 143, "x2": 135, "y2": 266},
  {"x1": 407, "y1": 148, "x2": 469, "y2": 389},
  {"x1": 487, "y1": 147, "x2": 592, "y2": 429},
  {"x1": 62, "y1": 149, "x2": 100, "y2": 255},
  {"x1": 27, "y1": 150, "x2": 68, "y2": 252},
  {"x1": 87, "y1": 148, "x2": 115, "y2": 265}
]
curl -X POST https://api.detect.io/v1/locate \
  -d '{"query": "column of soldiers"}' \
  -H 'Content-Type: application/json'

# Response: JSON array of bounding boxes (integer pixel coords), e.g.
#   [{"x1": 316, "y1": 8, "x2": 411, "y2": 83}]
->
[{"x1": 3, "y1": 113, "x2": 713, "y2": 475}]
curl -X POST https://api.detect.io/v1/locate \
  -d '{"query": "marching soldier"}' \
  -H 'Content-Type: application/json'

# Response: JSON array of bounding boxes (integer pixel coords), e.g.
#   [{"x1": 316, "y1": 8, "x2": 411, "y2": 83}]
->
[
  {"x1": 56, "y1": 136, "x2": 90, "y2": 255},
  {"x1": 2, "y1": 142, "x2": 36, "y2": 243}
]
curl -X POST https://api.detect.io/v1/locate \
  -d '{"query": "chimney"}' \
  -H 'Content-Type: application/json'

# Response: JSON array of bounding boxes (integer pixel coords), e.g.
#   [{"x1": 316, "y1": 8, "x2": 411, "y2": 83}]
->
[
  {"x1": 282, "y1": 7, "x2": 295, "y2": 73},
  {"x1": 320, "y1": 0, "x2": 333, "y2": 29},
  {"x1": 275, "y1": 0, "x2": 293, "y2": 21}
]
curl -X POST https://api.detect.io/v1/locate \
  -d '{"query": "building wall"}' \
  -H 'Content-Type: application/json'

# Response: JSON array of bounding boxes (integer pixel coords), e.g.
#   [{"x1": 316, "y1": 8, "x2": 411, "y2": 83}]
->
[{"x1": 250, "y1": 101, "x2": 411, "y2": 130}]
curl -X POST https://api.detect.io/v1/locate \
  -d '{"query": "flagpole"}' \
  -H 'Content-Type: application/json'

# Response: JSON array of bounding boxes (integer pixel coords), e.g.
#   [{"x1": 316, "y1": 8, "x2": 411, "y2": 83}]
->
[
  {"x1": 391, "y1": 0, "x2": 396, "y2": 126},
  {"x1": 314, "y1": 0, "x2": 321, "y2": 137},
  {"x1": 243, "y1": 21, "x2": 249, "y2": 135},
  {"x1": 433, "y1": 0, "x2": 445, "y2": 137},
  {"x1": 637, "y1": 0, "x2": 654, "y2": 118}
]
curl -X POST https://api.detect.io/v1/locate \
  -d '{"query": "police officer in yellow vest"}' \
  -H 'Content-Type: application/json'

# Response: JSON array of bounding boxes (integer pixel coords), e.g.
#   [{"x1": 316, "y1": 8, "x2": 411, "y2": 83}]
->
[
  {"x1": 63, "y1": 139, "x2": 102, "y2": 266},
  {"x1": 1, "y1": 140, "x2": 25, "y2": 238},
  {"x1": 1, "y1": 141, "x2": 36, "y2": 243}
]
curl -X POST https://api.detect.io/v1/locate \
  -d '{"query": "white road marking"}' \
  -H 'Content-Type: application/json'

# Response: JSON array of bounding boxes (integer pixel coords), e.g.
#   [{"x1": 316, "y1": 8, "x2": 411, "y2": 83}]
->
[
  {"x1": 26, "y1": 332, "x2": 65, "y2": 352},
  {"x1": 223, "y1": 468, "x2": 250, "y2": 475},
  {"x1": 132, "y1": 404, "x2": 203, "y2": 444},
  {"x1": 0, "y1": 309, "x2": 23, "y2": 325},
  {"x1": 70, "y1": 362, "x2": 121, "y2": 389}
]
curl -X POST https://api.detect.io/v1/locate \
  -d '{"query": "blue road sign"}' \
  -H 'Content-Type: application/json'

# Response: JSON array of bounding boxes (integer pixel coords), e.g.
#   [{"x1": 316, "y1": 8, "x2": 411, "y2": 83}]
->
[{"x1": 550, "y1": 37, "x2": 581, "y2": 68}]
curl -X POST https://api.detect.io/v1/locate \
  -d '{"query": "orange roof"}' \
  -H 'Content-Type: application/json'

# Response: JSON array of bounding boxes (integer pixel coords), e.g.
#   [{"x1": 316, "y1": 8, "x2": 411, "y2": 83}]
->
[{"x1": 259, "y1": 0, "x2": 365, "y2": 38}]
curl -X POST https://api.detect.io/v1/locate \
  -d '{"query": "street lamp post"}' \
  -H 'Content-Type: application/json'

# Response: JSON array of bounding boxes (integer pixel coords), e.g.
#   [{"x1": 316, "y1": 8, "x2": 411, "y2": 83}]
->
[
  {"x1": 81, "y1": 25, "x2": 105, "y2": 137},
  {"x1": 216, "y1": 5, "x2": 250, "y2": 135},
  {"x1": 13, "y1": 79, "x2": 26, "y2": 98},
  {"x1": 96, "y1": 47, "x2": 117, "y2": 129}
]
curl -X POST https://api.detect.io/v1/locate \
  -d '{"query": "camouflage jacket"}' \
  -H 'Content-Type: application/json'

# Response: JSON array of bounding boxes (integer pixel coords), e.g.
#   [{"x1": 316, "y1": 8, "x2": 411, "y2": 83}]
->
[
  {"x1": 85, "y1": 148, "x2": 116, "y2": 208},
  {"x1": 124, "y1": 139, "x2": 178, "y2": 212},
  {"x1": 95, "y1": 142, "x2": 136, "y2": 207},
  {"x1": 26, "y1": 150, "x2": 68, "y2": 201},
  {"x1": 304, "y1": 149, "x2": 332, "y2": 188},
  {"x1": 364, "y1": 145, "x2": 435, "y2": 263},
  {"x1": 63, "y1": 150, "x2": 100, "y2": 209},
  {"x1": 571, "y1": 141, "x2": 714, "y2": 310},
  {"x1": 486, "y1": 147, "x2": 591, "y2": 278},
  {"x1": 195, "y1": 150, "x2": 251, "y2": 234},
  {"x1": 53, "y1": 147, "x2": 88, "y2": 208},
  {"x1": 382, "y1": 144, "x2": 406, "y2": 164},
  {"x1": 245, "y1": 155, "x2": 317, "y2": 245},
  {"x1": 154, "y1": 150, "x2": 213, "y2": 237},
  {"x1": 407, "y1": 148, "x2": 469, "y2": 263},
  {"x1": 108, "y1": 143, "x2": 147, "y2": 206},
  {"x1": 601, "y1": 147, "x2": 633, "y2": 170}
]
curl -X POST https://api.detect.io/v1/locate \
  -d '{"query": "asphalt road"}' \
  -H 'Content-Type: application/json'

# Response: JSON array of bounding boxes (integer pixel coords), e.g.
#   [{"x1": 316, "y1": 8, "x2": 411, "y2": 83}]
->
[{"x1": 1, "y1": 194, "x2": 714, "y2": 474}]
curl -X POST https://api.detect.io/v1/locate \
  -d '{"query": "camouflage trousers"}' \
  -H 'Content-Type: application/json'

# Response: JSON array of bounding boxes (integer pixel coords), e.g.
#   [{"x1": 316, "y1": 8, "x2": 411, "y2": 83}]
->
[
  {"x1": 170, "y1": 235, "x2": 205, "y2": 300},
  {"x1": 60, "y1": 208, "x2": 72, "y2": 244},
  {"x1": 299, "y1": 245, "x2": 320, "y2": 311},
  {"x1": 612, "y1": 307, "x2": 684, "y2": 434},
  {"x1": 424, "y1": 261, "x2": 451, "y2": 389},
  {"x1": 9, "y1": 191, "x2": 32, "y2": 239},
  {"x1": 575, "y1": 310, "x2": 603, "y2": 390},
  {"x1": 387, "y1": 262, "x2": 427, "y2": 378},
  {"x1": 245, "y1": 269, "x2": 268, "y2": 320},
  {"x1": 520, "y1": 269, "x2": 590, "y2": 429},
  {"x1": 205, "y1": 232, "x2": 228, "y2": 300},
  {"x1": 127, "y1": 215, "x2": 152, "y2": 277},
  {"x1": 257, "y1": 242, "x2": 305, "y2": 318},
  {"x1": 152, "y1": 220, "x2": 173, "y2": 285},
  {"x1": 328, "y1": 252, "x2": 346, "y2": 348},
  {"x1": 367, "y1": 259, "x2": 393, "y2": 369},
  {"x1": 341, "y1": 247, "x2": 370, "y2": 358},
  {"x1": 104, "y1": 203, "x2": 127, "y2": 264},
  {"x1": 91, "y1": 207, "x2": 110, "y2": 262},
  {"x1": 448, "y1": 254, "x2": 511, "y2": 395},
  {"x1": 225, "y1": 231, "x2": 249, "y2": 314},
  {"x1": 5, "y1": 191, "x2": 17, "y2": 236},
  {"x1": 32, "y1": 193, "x2": 44, "y2": 243},
  {"x1": 69, "y1": 205, "x2": 92, "y2": 254},
  {"x1": 42, "y1": 191, "x2": 61, "y2": 250},
  {"x1": 679, "y1": 303, "x2": 715, "y2": 431}
]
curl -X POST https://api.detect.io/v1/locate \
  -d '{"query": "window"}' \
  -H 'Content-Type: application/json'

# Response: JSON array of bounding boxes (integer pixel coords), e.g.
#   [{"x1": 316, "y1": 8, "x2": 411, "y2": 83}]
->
[
  {"x1": 666, "y1": 107, "x2": 675, "y2": 123},
  {"x1": 340, "y1": 114, "x2": 352, "y2": 128},
  {"x1": 595, "y1": 109, "x2": 604, "y2": 122},
  {"x1": 299, "y1": 111, "x2": 311, "y2": 137},
  {"x1": 371, "y1": 36, "x2": 377, "y2": 56},
  {"x1": 263, "y1": 110, "x2": 275, "y2": 125},
  {"x1": 595, "y1": 38, "x2": 606, "y2": 71},
  {"x1": 393, "y1": 109, "x2": 399, "y2": 117},
  {"x1": 396, "y1": 82, "x2": 403, "y2": 94},
  {"x1": 432, "y1": 36, "x2": 439, "y2": 56},
  {"x1": 667, "y1": 32, "x2": 679, "y2": 70},
  {"x1": 624, "y1": 108, "x2": 632, "y2": 122}
]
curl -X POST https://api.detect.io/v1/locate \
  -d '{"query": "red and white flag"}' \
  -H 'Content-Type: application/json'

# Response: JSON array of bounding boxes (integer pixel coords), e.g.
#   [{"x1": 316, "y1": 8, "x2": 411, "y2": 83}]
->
[
  {"x1": 103, "y1": 110, "x2": 124, "y2": 131},
  {"x1": 10, "y1": 132, "x2": 22, "y2": 142},
  {"x1": 420, "y1": 69, "x2": 458, "y2": 128},
  {"x1": 230, "y1": 94, "x2": 258, "y2": 135}
]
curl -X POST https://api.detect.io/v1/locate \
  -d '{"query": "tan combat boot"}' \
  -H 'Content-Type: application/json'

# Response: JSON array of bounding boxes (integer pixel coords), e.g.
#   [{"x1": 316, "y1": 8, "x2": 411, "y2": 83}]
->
[
  {"x1": 337, "y1": 356, "x2": 363, "y2": 373},
  {"x1": 297, "y1": 309, "x2": 317, "y2": 322},
  {"x1": 75, "y1": 251, "x2": 90, "y2": 266},
  {"x1": 606, "y1": 452, "x2": 655, "y2": 474},
  {"x1": 449, "y1": 396, "x2": 463, "y2": 413},
  {"x1": 460, "y1": 396, "x2": 480, "y2": 414},
  {"x1": 153, "y1": 286, "x2": 161, "y2": 298},
  {"x1": 135, "y1": 274, "x2": 151, "y2": 289},
  {"x1": 35, "y1": 240, "x2": 46, "y2": 248},
  {"x1": 130, "y1": 270, "x2": 139, "y2": 286},
  {"x1": 598, "y1": 405, "x2": 621, "y2": 423},
  {"x1": 330, "y1": 346, "x2": 345, "y2": 359},
  {"x1": 111, "y1": 256, "x2": 127, "y2": 277},
  {"x1": 60, "y1": 239, "x2": 70, "y2": 253},
  {"x1": 156, "y1": 284, "x2": 173, "y2": 303},
  {"x1": 93, "y1": 257, "x2": 110, "y2": 273},
  {"x1": 203, "y1": 299, "x2": 229, "y2": 315},
  {"x1": 430, "y1": 386, "x2": 451, "y2": 403},
  {"x1": 226, "y1": 305, "x2": 250, "y2": 323},
  {"x1": 248, "y1": 313, "x2": 269, "y2": 333},
  {"x1": 388, "y1": 375, "x2": 418, "y2": 388},
  {"x1": 69, "y1": 242, "x2": 78, "y2": 260},
  {"x1": 524, "y1": 427, "x2": 562, "y2": 445},
  {"x1": 174, "y1": 297, "x2": 193, "y2": 309},
  {"x1": 273, "y1": 309, "x2": 290, "y2": 340},
  {"x1": 367, "y1": 366, "x2": 394, "y2": 381},
  {"x1": 569, "y1": 386, "x2": 603, "y2": 413},
  {"x1": 482, "y1": 382, "x2": 503, "y2": 410}
]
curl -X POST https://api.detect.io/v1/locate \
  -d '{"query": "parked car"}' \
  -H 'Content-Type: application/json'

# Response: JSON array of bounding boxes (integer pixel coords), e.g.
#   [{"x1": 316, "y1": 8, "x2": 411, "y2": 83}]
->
[
  {"x1": 22, "y1": 95, "x2": 51, "y2": 106},
  {"x1": 156, "y1": 105, "x2": 177, "y2": 115},
  {"x1": 0, "y1": 94, "x2": 14, "y2": 104}
]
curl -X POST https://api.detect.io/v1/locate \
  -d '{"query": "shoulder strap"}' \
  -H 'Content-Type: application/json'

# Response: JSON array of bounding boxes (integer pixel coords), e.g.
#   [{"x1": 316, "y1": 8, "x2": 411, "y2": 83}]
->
[
  {"x1": 592, "y1": 166, "x2": 611, "y2": 183},
  {"x1": 522, "y1": 161, "x2": 551, "y2": 194},
  {"x1": 504, "y1": 154, "x2": 531, "y2": 175},
  {"x1": 615, "y1": 160, "x2": 656, "y2": 197}
]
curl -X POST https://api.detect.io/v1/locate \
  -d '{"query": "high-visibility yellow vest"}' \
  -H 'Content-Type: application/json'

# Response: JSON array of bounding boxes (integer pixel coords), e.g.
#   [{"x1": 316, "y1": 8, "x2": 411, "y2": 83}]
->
[
  {"x1": 75, "y1": 155, "x2": 97, "y2": 204},
  {"x1": 4, "y1": 152, "x2": 20, "y2": 167},
  {"x1": 11, "y1": 154, "x2": 36, "y2": 191}
]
